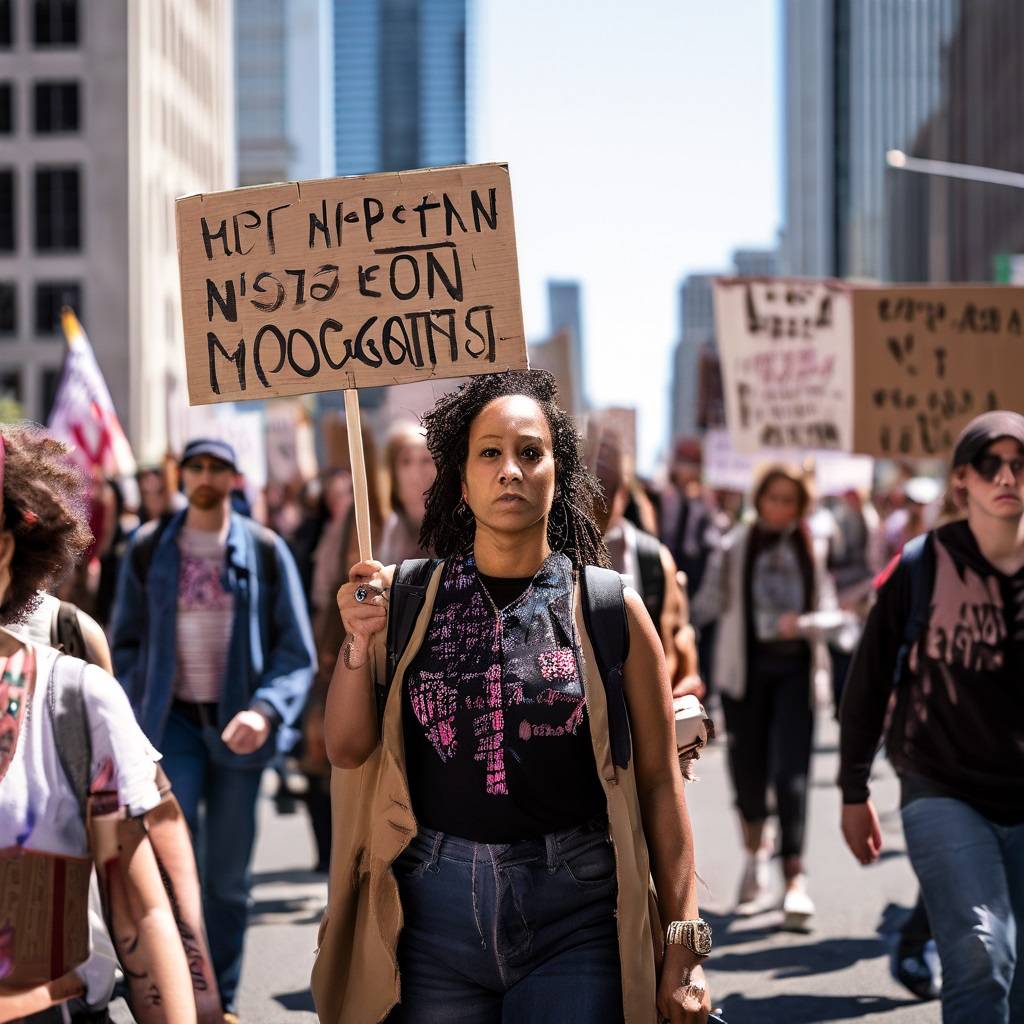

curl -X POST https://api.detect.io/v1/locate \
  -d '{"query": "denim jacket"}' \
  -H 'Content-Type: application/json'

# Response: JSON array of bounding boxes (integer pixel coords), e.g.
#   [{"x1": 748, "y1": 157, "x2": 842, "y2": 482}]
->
[{"x1": 111, "y1": 510, "x2": 315, "y2": 768}]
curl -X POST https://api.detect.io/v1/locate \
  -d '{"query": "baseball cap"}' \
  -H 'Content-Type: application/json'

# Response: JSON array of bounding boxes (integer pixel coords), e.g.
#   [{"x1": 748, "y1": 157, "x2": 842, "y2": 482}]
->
[
  {"x1": 180, "y1": 437, "x2": 238, "y2": 473},
  {"x1": 951, "y1": 411, "x2": 1024, "y2": 468}
]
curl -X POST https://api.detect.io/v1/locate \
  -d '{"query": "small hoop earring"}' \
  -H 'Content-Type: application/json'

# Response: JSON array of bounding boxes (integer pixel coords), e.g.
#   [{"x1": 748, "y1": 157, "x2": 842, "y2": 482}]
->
[
  {"x1": 456, "y1": 498, "x2": 474, "y2": 524},
  {"x1": 549, "y1": 496, "x2": 569, "y2": 553}
]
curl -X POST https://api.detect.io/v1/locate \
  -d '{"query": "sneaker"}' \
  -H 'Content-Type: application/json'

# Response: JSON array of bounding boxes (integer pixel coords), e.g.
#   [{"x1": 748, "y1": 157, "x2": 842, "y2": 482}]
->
[
  {"x1": 735, "y1": 851, "x2": 772, "y2": 915},
  {"x1": 223, "y1": 1014, "x2": 241, "y2": 1024},
  {"x1": 781, "y1": 876, "x2": 815, "y2": 932},
  {"x1": 891, "y1": 937, "x2": 941, "y2": 1000}
]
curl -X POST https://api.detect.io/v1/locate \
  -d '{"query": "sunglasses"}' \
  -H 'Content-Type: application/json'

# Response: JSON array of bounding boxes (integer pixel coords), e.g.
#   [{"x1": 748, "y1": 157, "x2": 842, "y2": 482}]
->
[{"x1": 971, "y1": 453, "x2": 1024, "y2": 483}]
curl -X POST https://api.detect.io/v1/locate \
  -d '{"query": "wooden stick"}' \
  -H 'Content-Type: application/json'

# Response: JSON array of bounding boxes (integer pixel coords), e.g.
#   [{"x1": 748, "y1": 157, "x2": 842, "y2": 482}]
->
[{"x1": 344, "y1": 389, "x2": 373, "y2": 562}]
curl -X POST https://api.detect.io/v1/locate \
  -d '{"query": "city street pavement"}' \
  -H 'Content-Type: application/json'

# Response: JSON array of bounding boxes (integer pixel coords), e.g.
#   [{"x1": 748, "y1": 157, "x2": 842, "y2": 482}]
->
[{"x1": 114, "y1": 713, "x2": 940, "y2": 1023}]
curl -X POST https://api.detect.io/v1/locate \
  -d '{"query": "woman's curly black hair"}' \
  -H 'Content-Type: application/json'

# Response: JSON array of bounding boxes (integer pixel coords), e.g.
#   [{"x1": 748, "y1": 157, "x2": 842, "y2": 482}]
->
[
  {"x1": 0, "y1": 424, "x2": 92, "y2": 624},
  {"x1": 419, "y1": 370, "x2": 610, "y2": 569}
]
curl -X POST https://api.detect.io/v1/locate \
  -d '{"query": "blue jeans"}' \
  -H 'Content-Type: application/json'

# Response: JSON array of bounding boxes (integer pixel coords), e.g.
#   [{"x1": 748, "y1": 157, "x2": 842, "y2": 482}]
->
[
  {"x1": 902, "y1": 797, "x2": 1024, "y2": 1023},
  {"x1": 160, "y1": 710, "x2": 263, "y2": 1014},
  {"x1": 385, "y1": 818, "x2": 624, "y2": 1023}
]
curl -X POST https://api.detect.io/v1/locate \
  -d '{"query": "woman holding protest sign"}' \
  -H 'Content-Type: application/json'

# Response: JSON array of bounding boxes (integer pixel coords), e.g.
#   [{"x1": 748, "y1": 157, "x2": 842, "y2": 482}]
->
[
  {"x1": 0, "y1": 425, "x2": 197, "y2": 1024},
  {"x1": 313, "y1": 370, "x2": 713, "y2": 1024}
]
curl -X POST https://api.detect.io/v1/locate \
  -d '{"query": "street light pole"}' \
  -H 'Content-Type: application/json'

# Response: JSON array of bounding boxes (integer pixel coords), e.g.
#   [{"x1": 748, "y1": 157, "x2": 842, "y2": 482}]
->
[{"x1": 886, "y1": 149, "x2": 1024, "y2": 190}]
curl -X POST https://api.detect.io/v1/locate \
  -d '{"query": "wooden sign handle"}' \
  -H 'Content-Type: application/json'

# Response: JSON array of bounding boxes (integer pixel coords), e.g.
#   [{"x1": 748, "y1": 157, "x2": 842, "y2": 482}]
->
[{"x1": 344, "y1": 389, "x2": 373, "y2": 562}]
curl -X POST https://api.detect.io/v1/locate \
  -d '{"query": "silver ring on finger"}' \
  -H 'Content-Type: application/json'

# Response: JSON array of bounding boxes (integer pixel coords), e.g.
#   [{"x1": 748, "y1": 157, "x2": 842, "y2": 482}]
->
[{"x1": 354, "y1": 585, "x2": 368, "y2": 603}]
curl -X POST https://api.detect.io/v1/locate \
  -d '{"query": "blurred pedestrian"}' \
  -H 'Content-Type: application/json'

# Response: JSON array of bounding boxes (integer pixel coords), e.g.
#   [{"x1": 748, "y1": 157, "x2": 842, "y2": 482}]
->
[
  {"x1": 661, "y1": 437, "x2": 722, "y2": 697},
  {"x1": 137, "y1": 459, "x2": 185, "y2": 526},
  {"x1": 313, "y1": 370, "x2": 713, "y2": 1024},
  {"x1": 0, "y1": 425, "x2": 196, "y2": 1024},
  {"x1": 110, "y1": 437, "x2": 315, "y2": 1021},
  {"x1": 591, "y1": 421, "x2": 703, "y2": 697},
  {"x1": 378, "y1": 423, "x2": 437, "y2": 565},
  {"x1": 693, "y1": 463, "x2": 836, "y2": 930},
  {"x1": 303, "y1": 451, "x2": 384, "y2": 874},
  {"x1": 824, "y1": 487, "x2": 886, "y2": 711},
  {"x1": 840, "y1": 411, "x2": 1024, "y2": 1023}
]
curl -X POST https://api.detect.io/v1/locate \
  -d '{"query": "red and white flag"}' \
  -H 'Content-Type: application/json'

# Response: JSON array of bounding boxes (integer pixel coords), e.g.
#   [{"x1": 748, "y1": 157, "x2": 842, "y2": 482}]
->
[{"x1": 48, "y1": 308, "x2": 136, "y2": 477}]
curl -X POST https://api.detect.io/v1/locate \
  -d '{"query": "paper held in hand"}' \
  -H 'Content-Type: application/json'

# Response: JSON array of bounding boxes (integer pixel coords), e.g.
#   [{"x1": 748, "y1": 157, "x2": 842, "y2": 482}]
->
[{"x1": 175, "y1": 162, "x2": 528, "y2": 406}]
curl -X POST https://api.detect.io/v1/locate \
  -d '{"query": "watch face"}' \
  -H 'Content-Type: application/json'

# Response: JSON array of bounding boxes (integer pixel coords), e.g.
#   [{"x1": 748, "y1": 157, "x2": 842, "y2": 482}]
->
[{"x1": 694, "y1": 921, "x2": 713, "y2": 956}]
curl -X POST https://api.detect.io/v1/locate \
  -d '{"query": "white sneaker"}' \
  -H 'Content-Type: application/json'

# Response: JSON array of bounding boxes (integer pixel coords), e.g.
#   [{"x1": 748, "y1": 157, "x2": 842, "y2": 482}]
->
[
  {"x1": 781, "y1": 876, "x2": 815, "y2": 932},
  {"x1": 735, "y1": 852, "x2": 772, "y2": 915}
]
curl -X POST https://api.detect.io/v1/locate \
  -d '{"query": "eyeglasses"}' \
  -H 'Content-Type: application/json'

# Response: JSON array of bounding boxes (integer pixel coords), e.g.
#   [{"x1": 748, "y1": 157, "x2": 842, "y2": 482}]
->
[{"x1": 970, "y1": 453, "x2": 1024, "y2": 484}]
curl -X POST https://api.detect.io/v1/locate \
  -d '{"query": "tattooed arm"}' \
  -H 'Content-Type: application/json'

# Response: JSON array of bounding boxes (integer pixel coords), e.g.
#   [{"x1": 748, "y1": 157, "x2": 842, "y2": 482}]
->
[{"x1": 91, "y1": 814, "x2": 196, "y2": 1024}]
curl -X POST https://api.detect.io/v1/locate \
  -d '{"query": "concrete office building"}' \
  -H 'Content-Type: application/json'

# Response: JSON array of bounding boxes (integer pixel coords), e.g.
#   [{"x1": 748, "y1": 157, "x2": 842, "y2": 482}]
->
[
  {"x1": 0, "y1": 0, "x2": 234, "y2": 460},
  {"x1": 547, "y1": 279, "x2": 585, "y2": 412},
  {"x1": 236, "y1": 0, "x2": 334, "y2": 186}
]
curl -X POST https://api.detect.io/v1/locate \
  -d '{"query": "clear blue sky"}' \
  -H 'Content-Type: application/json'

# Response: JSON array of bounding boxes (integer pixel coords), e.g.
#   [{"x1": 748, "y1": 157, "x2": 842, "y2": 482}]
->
[{"x1": 472, "y1": 0, "x2": 781, "y2": 471}]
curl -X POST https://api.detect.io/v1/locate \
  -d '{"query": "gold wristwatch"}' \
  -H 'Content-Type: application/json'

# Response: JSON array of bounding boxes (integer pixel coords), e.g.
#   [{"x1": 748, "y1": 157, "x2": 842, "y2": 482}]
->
[{"x1": 665, "y1": 918, "x2": 712, "y2": 957}]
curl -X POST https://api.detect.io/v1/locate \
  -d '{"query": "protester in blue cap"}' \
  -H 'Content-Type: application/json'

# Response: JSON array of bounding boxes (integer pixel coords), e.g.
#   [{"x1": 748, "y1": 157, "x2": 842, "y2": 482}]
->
[
  {"x1": 840, "y1": 410, "x2": 1024, "y2": 1024},
  {"x1": 111, "y1": 437, "x2": 315, "y2": 1023}
]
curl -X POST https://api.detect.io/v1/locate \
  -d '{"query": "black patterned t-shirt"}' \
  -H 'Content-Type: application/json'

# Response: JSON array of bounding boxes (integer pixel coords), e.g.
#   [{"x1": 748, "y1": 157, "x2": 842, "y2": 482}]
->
[{"x1": 401, "y1": 551, "x2": 607, "y2": 842}]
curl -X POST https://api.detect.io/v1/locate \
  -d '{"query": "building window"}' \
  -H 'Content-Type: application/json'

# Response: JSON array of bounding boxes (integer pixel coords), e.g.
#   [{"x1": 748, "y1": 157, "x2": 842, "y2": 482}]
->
[
  {"x1": 0, "y1": 169, "x2": 14, "y2": 251},
  {"x1": 34, "y1": 167, "x2": 80, "y2": 251},
  {"x1": 35, "y1": 280, "x2": 80, "y2": 334},
  {"x1": 0, "y1": 282, "x2": 15, "y2": 335},
  {"x1": 0, "y1": 369, "x2": 21, "y2": 402},
  {"x1": 33, "y1": 0, "x2": 77, "y2": 47},
  {"x1": 0, "y1": 1, "x2": 13, "y2": 48},
  {"x1": 34, "y1": 81, "x2": 78, "y2": 133},
  {"x1": 41, "y1": 367, "x2": 61, "y2": 419},
  {"x1": 0, "y1": 83, "x2": 12, "y2": 134}
]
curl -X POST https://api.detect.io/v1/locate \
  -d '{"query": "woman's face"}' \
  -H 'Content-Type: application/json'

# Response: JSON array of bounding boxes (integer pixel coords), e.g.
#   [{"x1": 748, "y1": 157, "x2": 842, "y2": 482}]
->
[
  {"x1": 325, "y1": 471, "x2": 353, "y2": 521},
  {"x1": 959, "y1": 437, "x2": 1024, "y2": 520},
  {"x1": 395, "y1": 436, "x2": 436, "y2": 520},
  {"x1": 462, "y1": 395, "x2": 556, "y2": 539},
  {"x1": 139, "y1": 472, "x2": 167, "y2": 519},
  {"x1": 758, "y1": 476, "x2": 803, "y2": 530}
]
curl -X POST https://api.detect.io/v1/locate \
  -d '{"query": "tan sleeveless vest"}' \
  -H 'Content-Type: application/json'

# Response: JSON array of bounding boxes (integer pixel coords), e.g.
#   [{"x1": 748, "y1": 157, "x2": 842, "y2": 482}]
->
[{"x1": 310, "y1": 565, "x2": 661, "y2": 1023}]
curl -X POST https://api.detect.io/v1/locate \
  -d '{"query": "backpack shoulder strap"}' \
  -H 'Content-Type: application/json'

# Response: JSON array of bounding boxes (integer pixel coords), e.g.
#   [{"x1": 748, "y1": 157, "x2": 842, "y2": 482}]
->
[
  {"x1": 633, "y1": 529, "x2": 666, "y2": 625},
  {"x1": 381, "y1": 558, "x2": 443, "y2": 723},
  {"x1": 54, "y1": 601, "x2": 88, "y2": 660},
  {"x1": 581, "y1": 564, "x2": 632, "y2": 770},
  {"x1": 130, "y1": 516, "x2": 172, "y2": 586},
  {"x1": 248, "y1": 521, "x2": 281, "y2": 590},
  {"x1": 47, "y1": 654, "x2": 92, "y2": 822},
  {"x1": 894, "y1": 532, "x2": 936, "y2": 684}
]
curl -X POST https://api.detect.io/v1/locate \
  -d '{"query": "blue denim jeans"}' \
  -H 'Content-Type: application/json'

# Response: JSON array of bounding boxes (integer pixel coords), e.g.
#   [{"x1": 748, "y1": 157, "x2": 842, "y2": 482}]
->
[
  {"x1": 160, "y1": 710, "x2": 263, "y2": 1014},
  {"x1": 902, "y1": 797, "x2": 1024, "y2": 1023},
  {"x1": 385, "y1": 817, "x2": 624, "y2": 1023}
]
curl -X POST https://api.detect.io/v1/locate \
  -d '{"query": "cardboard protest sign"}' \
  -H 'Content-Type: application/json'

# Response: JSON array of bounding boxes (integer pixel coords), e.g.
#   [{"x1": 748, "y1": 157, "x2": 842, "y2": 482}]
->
[
  {"x1": 176, "y1": 163, "x2": 528, "y2": 405},
  {"x1": 852, "y1": 286, "x2": 1024, "y2": 457},
  {"x1": 713, "y1": 279, "x2": 854, "y2": 454},
  {"x1": 703, "y1": 428, "x2": 874, "y2": 496}
]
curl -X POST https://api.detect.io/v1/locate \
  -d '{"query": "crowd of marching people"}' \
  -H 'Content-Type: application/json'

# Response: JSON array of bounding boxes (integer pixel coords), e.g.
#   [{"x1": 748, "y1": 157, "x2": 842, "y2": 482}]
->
[{"x1": 2, "y1": 370, "x2": 1023, "y2": 1022}]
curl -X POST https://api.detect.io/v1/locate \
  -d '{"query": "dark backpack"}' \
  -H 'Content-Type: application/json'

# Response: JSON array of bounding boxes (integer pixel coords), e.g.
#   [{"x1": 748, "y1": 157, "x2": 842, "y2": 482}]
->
[
  {"x1": 894, "y1": 532, "x2": 936, "y2": 684},
  {"x1": 382, "y1": 559, "x2": 634, "y2": 770}
]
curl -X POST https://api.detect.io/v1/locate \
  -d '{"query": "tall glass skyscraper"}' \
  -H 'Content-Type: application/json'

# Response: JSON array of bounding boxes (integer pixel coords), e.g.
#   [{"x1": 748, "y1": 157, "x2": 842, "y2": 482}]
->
[
  {"x1": 782, "y1": 0, "x2": 957, "y2": 280},
  {"x1": 333, "y1": 0, "x2": 467, "y2": 176}
]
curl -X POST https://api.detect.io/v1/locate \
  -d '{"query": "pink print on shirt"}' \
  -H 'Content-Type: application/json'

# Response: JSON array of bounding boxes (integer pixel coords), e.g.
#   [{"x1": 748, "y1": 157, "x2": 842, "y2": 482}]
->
[
  {"x1": 405, "y1": 554, "x2": 589, "y2": 798},
  {"x1": 179, "y1": 554, "x2": 233, "y2": 612}
]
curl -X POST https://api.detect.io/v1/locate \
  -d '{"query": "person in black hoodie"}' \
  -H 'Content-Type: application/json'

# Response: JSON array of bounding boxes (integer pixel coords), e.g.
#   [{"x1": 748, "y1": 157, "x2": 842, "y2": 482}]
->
[{"x1": 839, "y1": 411, "x2": 1024, "y2": 1024}]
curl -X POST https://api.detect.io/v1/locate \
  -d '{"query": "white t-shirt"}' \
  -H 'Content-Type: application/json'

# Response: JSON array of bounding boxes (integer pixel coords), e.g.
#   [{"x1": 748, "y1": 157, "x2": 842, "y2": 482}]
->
[{"x1": 0, "y1": 643, "x2": 162, "y2": 857}]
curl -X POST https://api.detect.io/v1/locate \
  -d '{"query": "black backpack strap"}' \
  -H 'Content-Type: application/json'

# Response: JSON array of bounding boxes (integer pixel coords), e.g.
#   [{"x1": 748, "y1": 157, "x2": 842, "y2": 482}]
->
[
  {"x1": 581, "y1": 564, "x2": 632, "y2": 770},
  {"x1": 894, "y1": 532, "x2": 935, "y2": 684},
  {"x1": 129, "y1": 516, "x2": 173, "y2": 586},
  {"x1": 381, "y1": 558, "x2": 443, "y2": 723},
  {"x1": 633, "y1": 529, "x2": 666, "y2": 626},
  {"x1": 53, "y1": 601, "x2": 88, "y2": 660},
  {"x1": 47, "y1": 654, "x2": 92, "y2": 822}
]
